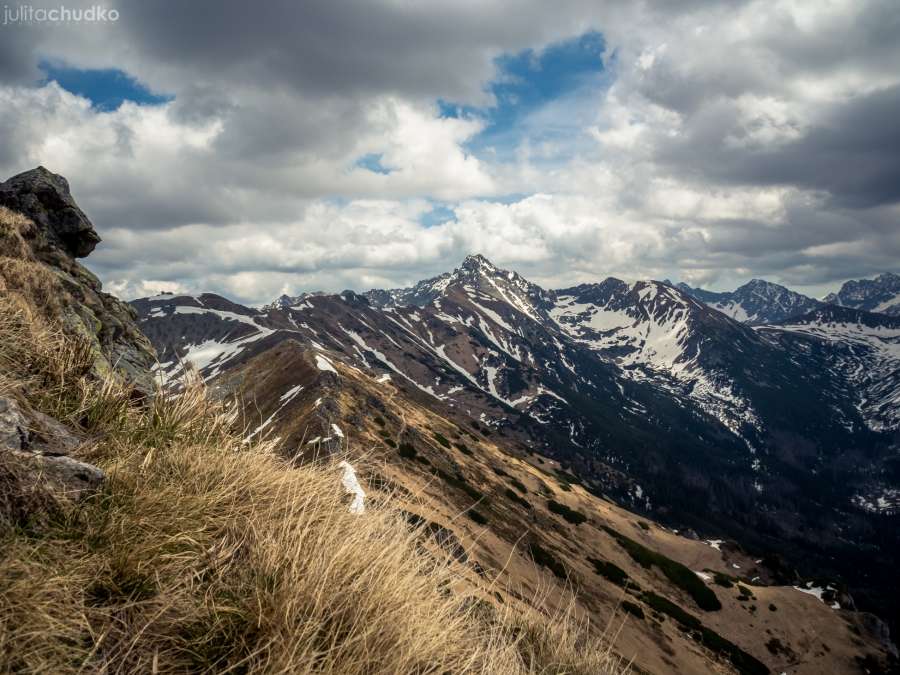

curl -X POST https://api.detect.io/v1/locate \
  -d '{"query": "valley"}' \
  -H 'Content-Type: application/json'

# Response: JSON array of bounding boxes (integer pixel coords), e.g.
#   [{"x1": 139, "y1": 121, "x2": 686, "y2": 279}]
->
[{"x1": 133, "y1": 253, "x2": 900, "y2": 669}]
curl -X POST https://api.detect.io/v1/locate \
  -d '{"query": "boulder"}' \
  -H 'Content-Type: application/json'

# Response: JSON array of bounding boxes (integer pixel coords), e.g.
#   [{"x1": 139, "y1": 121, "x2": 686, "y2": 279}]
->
[
  {"x1": 12, "y1": 452, "x2": 105, "y2": 498},
  {"x1": 1, "y1": 395, "x2": 104, "y2": 500},
  {"x1": 0, "y1": 166, "x2": 100, "y2": 258}
]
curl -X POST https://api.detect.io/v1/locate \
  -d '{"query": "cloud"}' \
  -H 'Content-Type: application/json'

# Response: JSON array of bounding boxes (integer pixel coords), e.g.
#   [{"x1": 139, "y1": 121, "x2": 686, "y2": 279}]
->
[{"x1": 0, "y1": 0, "x2": 898, "y2": 302}]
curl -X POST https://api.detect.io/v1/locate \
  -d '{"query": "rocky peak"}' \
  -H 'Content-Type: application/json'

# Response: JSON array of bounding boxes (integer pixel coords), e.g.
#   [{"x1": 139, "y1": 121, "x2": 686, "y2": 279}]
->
[
  {"x1": 740, "y1": 279, "x2": 812, "y2": 303},
  {"x1": 825, "y1": 272, "x2": 900, "y2": 316},
  {"x1": 339, "y1": 290, "x2": 370, "y2": 305},
  {"x1": 263, "y1": 294, "x2": 296, "y2": 311},
  {"x1": 264, "y1": 290, "x2": 331, "y2": 311},
  {"x1": 682, "y1": 277, "x2": 821, "y2": 324},
  {"x1": 363, "y1": 255, "x2": 509, "y2": 309},
  {"x1": 555, "y1": 276, "x2": 628, "y2": 304},
  {"x1": 459, "y1": 253, "x2": 498, "y2": 274},
  {"x1": 0, "y1": 166, "x2": 100, "y2": 258}
]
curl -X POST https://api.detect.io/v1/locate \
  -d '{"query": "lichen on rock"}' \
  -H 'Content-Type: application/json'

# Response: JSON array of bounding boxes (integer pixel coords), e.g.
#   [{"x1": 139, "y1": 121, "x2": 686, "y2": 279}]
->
[{"x1": 0, "y1": 167, "x2": 157, "y2": 394}]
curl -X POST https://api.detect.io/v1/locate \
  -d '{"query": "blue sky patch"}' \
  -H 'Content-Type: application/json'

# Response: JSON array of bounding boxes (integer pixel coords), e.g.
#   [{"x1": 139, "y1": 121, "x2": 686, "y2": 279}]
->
[
  {"x1": 419, "y1": 204, "x2": 457, "y2": 228},
  {"x1": 440, "y1": 31, "x2": 609, "y2": 162},
  {"x1": 355, "y1": 152, "x2": 393, "y2": 175},
  {"x1": 40, "y1": 61, "x2": 172, "y2": 111}
]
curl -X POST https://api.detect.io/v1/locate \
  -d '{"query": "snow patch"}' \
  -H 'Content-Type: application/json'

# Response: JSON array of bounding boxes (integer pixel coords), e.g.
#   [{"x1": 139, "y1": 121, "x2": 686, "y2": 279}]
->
[
  {"x1": 316, "y1": 354, "x2": 338, "y2": 374},
  {"x1": 279, "y1": 384, "x2": 304, "y2": 403},
  {"x1": 792, "y1": 582, "x2": 840, "y2": 609},
  {"x1": 338, "y1": 461, "x2": 366, "y2": 514}
]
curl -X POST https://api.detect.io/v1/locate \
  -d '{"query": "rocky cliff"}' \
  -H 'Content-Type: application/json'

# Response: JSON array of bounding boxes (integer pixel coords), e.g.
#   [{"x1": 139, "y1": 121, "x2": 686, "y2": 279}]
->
[
  {"x1": 0, "y1": 166, "x2": 156, "y2": 392},
  {"x1": 1, "y1": 167, "x2": 157, "y2": 509}
]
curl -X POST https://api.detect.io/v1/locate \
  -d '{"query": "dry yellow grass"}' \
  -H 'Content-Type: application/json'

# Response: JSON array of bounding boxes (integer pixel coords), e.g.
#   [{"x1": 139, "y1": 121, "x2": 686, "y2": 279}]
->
[
  {"x1": 0, "y1": 206, "x2": 33, "y2": 261},
  {"x1": 0, "y1": 290, "x2": 628, "y2": 674},
  {"x1": 0, "y1": 206, "x2": 68, "y2": 320}
]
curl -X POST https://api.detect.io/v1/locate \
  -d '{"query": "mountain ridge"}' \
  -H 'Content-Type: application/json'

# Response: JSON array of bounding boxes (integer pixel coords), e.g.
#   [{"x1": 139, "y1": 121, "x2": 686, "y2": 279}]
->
[
  {"x1": 824, "y1": 272, "x2": 900, "y2": 316},
  {"x1": 133, "y1": 253, "x2": 900, "y2": 646},
  {"x1": 677, "y1": 278, "x2": 823, "y2": 325}
]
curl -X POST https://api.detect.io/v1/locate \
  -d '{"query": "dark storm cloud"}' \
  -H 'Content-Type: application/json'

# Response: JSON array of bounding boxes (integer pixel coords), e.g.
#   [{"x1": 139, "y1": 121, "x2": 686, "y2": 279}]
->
[
  {"x1": 622, "y1": 0, "x2": 900, "y2": 220},
  {"x1": 0, "y1": 27, "x2": 38, "y2": 84},
  {"x1": 110, "y1": 0, "x2": 596, "y2": 104},
  {"x1": 751, "y1": 85, "x2": 900, "y2": 208},
  {"x1": 653, "y1": 84, "x2": 900, "y2": 210}
]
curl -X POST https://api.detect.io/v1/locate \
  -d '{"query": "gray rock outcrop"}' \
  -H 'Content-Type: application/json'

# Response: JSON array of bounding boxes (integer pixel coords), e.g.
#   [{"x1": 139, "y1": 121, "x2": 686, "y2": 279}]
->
[
  {"x1": 0, "y1": 167, "x2": 157, "y2": 393},
  {"x1": 0, "y1": 395, "x2": 104, "y2": 501},
  {"x1": 0, "y1": 396, "x2": 29, "y2": 453},
  {"x1": 0, "y1": 166, "x2": 100, "y2": 258}
]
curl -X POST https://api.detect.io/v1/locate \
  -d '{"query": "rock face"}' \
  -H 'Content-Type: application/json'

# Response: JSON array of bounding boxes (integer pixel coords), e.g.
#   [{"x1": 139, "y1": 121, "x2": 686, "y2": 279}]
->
[
  {"x1": 0, "y1": 397, "x2": 29, "y2": 453},
  {"x1": 0, "y1": 168, "x2": 143, "y2": 522},
  {"x1": 0, "y1": 396, "x2": 104, "y2": 500},
  {"x1": 0, "y1": 167, "x2": 156, "y2": 393},
  {"x1": 0, "y1": 166, "x2": 100, "y2": 258}
]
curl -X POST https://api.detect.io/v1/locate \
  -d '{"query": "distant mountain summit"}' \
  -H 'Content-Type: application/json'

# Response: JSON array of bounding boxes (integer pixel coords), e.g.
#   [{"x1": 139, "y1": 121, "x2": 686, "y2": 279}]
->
[
  {"x1": 786, "y1": 303, "x2": 900, "y2": 329},
  {"x1": 824, "y1": 272, "x2": 900, "y2": 316},
  {"x1": 678, "y1": 278, "x2": 822, "y2": 325},
  {"x1": 263, "y1": 290, "x2": 331, "y2": 311},
  {"x1": 363, "y1": 253, "x2": 549, "y2": 315}
]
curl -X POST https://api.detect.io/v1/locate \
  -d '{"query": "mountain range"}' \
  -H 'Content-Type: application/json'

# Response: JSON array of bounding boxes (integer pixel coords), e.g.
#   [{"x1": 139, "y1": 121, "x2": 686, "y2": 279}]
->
[
  {"x1": 2, "y1": 166, "x2": 898, "y2": 673},
  {"x1": 678, "y1": 274, "x2": 900, "y2": 324},
  {"x1": 133, "y1": 254, "x2": 900, "y2": 647}
]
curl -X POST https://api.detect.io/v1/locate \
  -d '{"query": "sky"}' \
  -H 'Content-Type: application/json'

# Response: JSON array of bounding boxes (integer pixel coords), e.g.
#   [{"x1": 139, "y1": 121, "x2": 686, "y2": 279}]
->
[{"x1": 1, "y1": 0, "x2": 899, "y2": 305}]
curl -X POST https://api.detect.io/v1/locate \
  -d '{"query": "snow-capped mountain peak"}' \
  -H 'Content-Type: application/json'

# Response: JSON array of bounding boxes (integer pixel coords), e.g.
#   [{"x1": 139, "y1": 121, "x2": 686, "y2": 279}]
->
[
  {"x1": 552, "y1": 278, "x2": 746, "y2": 375},
  {"x1": 681, "y1": 278, "x2": 822, "y2": 325},
  {"x1": 459, "y1": 253, "x2": 500, "y2": 275},
  {"x1": 263, "y1": 291, "x2": 329, "y2": 311},
  {"x1": 271, "y1": 294, "x2": 294, "y2": 309},
  {"x1": 363, "y1": 254, "x2": 550, "y2": 321},
  {"x1": 824, "y1": 272, "x2": 900, "y2": 316}
]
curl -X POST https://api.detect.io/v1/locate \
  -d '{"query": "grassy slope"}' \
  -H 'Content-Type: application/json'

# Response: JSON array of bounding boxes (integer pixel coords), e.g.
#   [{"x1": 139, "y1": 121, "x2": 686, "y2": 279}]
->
[
  {"x1": 225, "y1": 332, "x2": 897, "y2": 675},
  {"x1": 0, "y1": 205, "x2": 625, "y2": 673}
]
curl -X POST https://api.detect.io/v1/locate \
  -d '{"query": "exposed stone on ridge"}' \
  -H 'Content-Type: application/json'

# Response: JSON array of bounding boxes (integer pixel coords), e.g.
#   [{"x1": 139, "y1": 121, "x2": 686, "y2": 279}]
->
[
  {"x1": 0, "y1": 167, "x2": 157, "y2": 393},
  {"x1": 0, "y1": 395, "x2": 104, "y2": 501},
  {"x1": 0, "y1": 166, "x2": 101, "y2": 258},
  {"x1": 0, "y1": 397, "x2": 29, "y2": 453}
]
